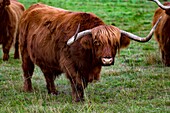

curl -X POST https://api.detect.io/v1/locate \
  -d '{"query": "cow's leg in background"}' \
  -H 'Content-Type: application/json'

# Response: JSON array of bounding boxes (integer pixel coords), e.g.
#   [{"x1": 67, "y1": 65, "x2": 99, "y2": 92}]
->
[
  {"x1": 21, "y1": 51, "x2": 35, "y2": 92},
  {"x1": 161, "y1": 50, "x2": 165, "y2": 64},
  {"x1": 2, "y1": 44, "x2": 10, "y2": 61},
  {"x1": 2, "y1": 28, "x2": 17, "y2": 61},
  {"x1": 14, "y1": 32, "x2": 20, "y2": 59},
  {"x1": 161, "y1": 49, "x2": 170, "y2": 66},
  {"x1": 2, "y1": 37, "x2": 13, "y2": 61}
]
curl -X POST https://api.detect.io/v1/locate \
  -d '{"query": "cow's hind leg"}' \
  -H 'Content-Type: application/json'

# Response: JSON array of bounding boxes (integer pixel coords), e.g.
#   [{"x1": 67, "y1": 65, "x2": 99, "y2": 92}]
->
[
  {"x1": 42, "y1": 70, "x2": 59, "y2": 95},
  {"x1": 21, "y1": 52, "x2": 34, "y2": 92}
]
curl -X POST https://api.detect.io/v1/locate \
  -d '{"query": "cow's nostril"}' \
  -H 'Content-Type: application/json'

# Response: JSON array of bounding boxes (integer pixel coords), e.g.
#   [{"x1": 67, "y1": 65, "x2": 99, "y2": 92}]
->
[{"x1": 101, "y1": 57, "x2": 113, "y2": 65}]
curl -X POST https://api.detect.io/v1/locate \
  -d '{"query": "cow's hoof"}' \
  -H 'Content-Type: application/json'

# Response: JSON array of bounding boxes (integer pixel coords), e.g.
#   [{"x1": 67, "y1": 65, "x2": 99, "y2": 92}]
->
[
  {"x1": 3, "y1": 54, "x2": 9, "y2": 61},
  {"x1": 23, "y1": 86, "x2": 33, "y2": 92},
  {"x1": 14, "y1": 53, "x2": 20, "y2": 59},
  {"x1": 24, "y1": 88, "x2": 33, "y2": 92},
  {"x1": 73, "y1": 98, "x2": 85, "y2": 103},
  {"x1": 49, "y1": 91, "x2": 60, "y2": 95}
]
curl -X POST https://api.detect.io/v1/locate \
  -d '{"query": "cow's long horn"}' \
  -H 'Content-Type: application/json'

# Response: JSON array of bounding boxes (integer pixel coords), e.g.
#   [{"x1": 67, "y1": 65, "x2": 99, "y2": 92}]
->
[
  {"x1": 67, "y1": 16, "x2": 161, "y2": 45},
  {"x1": 67, "y1": 28, "x2": 92, "y2": 45},
  {"x1": 149, "y1": 0, "x2": 170, "y2": 10},
  {"x1": 121, "y1": 16, "x2": 162, "y2": 42}
]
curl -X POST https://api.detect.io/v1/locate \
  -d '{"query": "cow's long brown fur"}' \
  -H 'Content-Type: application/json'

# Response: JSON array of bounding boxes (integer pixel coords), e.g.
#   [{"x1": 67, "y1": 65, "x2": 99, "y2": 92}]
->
[
  {"x1": 0, "y1": 0, "x2": 25, "y2": 61},
  {"x1": 19, "y1": 3, "x2": 130, "y2": 102},
  {"x1": 153, "y1": 2, "x2": 170, "y2": 66}
]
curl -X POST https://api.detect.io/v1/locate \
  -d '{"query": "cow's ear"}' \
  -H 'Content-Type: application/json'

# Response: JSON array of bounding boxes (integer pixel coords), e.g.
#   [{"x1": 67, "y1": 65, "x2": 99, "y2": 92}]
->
[
  {"x1": 80, "y1": 35, "x2": 92, "y2": 49},
  {"x1": 120, "y1": 33, "x2": 130, "y2": 49}
]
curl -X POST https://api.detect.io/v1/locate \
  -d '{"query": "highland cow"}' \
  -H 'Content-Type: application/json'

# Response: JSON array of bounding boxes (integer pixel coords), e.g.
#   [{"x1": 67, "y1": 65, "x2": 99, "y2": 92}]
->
[
  {"x1": 19, "y1": 3, "x2": 161, "y2": 102},
  {"x1": 150, "y1": 0, "x2": 170, "y2": 66},
  {"x1": 0, "y1": 0, "x2": 25, "y2": 61}
]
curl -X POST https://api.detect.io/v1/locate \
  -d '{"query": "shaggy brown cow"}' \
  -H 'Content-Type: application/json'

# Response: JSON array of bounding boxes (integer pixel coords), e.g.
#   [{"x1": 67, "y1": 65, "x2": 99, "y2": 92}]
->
[
  {"x1": 0, "y1": 0, "x2": 25, "y2": 61},
  {"x1": 150, "y1": 0, "x2": 170, "y2": 66},
  {"x1": 19, "y1": 3, "x2": 161, "y2": 102}
]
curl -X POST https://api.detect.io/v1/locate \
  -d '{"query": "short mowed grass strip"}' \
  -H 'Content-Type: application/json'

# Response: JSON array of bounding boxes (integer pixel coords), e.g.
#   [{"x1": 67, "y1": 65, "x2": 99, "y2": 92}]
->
[{"x1": 0, "y1": 0, "x2": 170, "y2": 113}]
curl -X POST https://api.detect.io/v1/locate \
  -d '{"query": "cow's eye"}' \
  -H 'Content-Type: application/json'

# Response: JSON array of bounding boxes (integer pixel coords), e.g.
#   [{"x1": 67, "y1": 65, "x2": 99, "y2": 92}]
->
[{"x1": 93, "y1": 40, "x2": 100, "y2": 46}]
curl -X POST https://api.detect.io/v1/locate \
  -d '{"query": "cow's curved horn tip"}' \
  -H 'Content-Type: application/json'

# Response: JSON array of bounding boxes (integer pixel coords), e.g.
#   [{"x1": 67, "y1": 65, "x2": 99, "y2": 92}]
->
[
  {"x1": 67, "y1": 40, "x2": 72, "y2": 46},
  {"x1": 148, "y1": 0, "x2": 156, "y2": 2},
  {"x1": 67, "y1": 42, "x2": 70, "y2": 46}
]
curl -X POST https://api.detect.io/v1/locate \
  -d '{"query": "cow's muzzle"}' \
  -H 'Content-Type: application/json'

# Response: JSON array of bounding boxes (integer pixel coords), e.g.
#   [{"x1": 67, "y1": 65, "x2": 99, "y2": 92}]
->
[{"x1": 101, "y1": 57, "x2": 114, "y2": 66}]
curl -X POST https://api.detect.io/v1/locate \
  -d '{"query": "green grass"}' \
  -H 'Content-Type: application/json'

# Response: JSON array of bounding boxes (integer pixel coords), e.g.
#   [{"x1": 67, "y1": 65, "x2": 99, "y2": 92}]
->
[{"x1": 0, "y1": 0, "x2": 170, "y2": 113}]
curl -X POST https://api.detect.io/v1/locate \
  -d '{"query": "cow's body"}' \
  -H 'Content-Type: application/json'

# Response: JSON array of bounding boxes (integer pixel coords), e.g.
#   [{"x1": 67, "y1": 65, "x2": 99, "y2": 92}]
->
[
  {"x1": 19, "y1": 3, "x2": 159, "y2": 102},
  {"x1": 0, "y1": 0, "x2": 25, "y2": 61},
  {"x1": 152, "y1": 1, "x2": 170, "y2": 66},
  {"x1": 19, "y1": 3, "x2": 131, "y2": 102}
]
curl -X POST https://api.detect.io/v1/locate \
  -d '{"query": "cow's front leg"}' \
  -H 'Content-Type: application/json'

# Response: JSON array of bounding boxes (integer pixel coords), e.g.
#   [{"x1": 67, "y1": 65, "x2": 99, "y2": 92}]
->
[
  {"x1": 63, "y1": 60, "x2": 88, "y2": 102},
  {"x1": 69, "y1": 76, "x2": 88, "y2": 102},
  {"x1": 42, "y1": 70, "x2": 59, "y2": 95}
]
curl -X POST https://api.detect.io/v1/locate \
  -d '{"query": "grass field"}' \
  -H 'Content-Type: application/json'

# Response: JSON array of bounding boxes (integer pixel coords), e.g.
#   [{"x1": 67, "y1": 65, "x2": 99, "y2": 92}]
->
[{"x1": 0, "y1": 0, "x2": 170, "y2": 113}]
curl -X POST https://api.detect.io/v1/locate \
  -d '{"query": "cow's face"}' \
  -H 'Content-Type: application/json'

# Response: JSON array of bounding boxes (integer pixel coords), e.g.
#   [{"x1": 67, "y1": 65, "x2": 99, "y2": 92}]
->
[
  {"x1": 80, "y1": 25, "x2": 130, "y2": 66},
  {"x1": 93, "y1": 39, "x2": 116, "y2": 66}
]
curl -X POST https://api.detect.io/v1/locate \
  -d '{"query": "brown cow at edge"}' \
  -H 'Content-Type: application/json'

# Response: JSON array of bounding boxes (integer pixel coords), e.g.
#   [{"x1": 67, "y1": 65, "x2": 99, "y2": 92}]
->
[
  {"x1": 19, "y1": 3, "x2": 161, "y2": 102},
  {"x1": 0, "y1": 0, "x2": 25, "y2": 61},
  {"x1": 150, "y1": 0, "x2": 170, "y2": 66}
]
